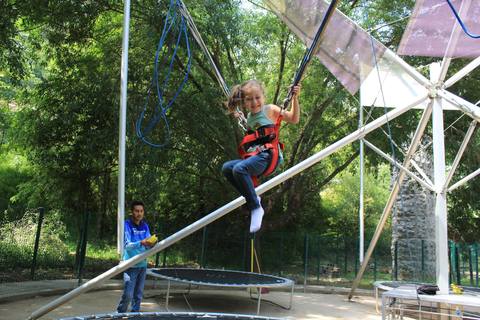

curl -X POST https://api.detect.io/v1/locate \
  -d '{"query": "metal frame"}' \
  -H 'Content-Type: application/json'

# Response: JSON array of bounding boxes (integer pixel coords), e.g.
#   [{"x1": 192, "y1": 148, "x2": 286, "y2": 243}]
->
[
  {"x1": 29, "y1": 1, "x2": 480, "y2": 319},
  {"x1": 56, "y1": 311, "x2": 287, "y2": 320},
  {"x1": 147, "y1": 268, "x2": 294, "y2": 315}
]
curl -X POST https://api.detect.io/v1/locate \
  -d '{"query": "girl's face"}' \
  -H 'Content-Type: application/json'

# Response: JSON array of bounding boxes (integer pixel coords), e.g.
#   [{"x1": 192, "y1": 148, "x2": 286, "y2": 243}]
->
[{"x1": 243, "y1": 86, "x2": 265, "y2": 115}]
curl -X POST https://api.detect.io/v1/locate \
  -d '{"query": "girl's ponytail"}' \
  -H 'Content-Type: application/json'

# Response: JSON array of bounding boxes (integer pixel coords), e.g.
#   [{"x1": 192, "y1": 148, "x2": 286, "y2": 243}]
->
[{"x1": 222, "y1": 85, "x2": 243, "y2": 113}]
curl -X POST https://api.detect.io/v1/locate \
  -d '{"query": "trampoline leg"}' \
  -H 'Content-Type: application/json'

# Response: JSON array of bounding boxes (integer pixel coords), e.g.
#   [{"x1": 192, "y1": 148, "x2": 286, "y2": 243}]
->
[
  {"x1": 166, "y1": 279, "x2": 171, "y2": 311},
  {"x1": 257, "y1": 287, "x2": 262, "y2": 315},
  {"x1": 288, "y1": 283, "x2": 294, "y2": 310}
]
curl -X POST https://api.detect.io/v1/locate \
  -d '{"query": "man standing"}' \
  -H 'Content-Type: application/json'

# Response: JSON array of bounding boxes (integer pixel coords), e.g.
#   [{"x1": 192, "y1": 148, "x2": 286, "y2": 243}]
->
[{"x1": 116, "y1": 201, "x2": 155, "y2": 313}]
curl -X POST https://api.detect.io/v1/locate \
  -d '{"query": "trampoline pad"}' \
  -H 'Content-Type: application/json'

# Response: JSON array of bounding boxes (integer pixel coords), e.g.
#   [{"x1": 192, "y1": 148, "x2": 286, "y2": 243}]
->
[
  {"x1": 55, "y1": 312, "x2": 287, "y2": 320},
  {"x1": 148, "y1": 268, "x2": 294, "y2": 288}
]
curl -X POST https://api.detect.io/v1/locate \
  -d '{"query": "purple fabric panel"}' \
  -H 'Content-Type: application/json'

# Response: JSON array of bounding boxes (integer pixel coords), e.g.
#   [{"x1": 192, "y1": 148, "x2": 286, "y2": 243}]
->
[
  {"x1": 398, "y1": 0, "x2": 480, "y2": 58},
  {"x1": 263, "y1": 0, "x2": 386, "y2": 95}
]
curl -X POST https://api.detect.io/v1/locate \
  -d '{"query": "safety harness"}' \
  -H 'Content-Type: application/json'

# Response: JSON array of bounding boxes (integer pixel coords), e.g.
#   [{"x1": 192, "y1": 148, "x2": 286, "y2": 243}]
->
[{"x1": 237, "y1": 113, "x2": 285, "y2": 187}]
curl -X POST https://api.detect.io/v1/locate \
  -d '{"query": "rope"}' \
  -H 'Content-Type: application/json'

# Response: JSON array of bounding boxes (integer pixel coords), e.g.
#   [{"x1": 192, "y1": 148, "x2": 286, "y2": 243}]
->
[
  {"x1": 177, "y1": 0, "x2": 247, "y2": 130},
  {"x1": 446, "y1": 0, "x2": 480, "y2": 39},
  {"x1": 136, "y1": 0, "x2": 192, "y2": 147}
]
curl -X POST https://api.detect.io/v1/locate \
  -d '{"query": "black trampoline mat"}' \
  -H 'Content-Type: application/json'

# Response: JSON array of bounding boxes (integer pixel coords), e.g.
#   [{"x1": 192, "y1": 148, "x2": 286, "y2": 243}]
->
[
  {"x1": 148, "y1": 268, "x2": 294, "y2": 287},
  {"x1": 55, "y1": 312, "x2": 287, "y2": 320}
]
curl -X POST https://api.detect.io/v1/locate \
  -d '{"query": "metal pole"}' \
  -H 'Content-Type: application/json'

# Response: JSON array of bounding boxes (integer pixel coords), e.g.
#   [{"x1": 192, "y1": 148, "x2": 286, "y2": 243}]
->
[
  {"x1": 447, "y1": 168, "x2": 480, "y2": 192},
  {"x1": 449, "y1": 240, "x2": 453, "y2": 285},
  {"x1": 438, "y1": 0, "x2": 471, "y2": 82},
  {"x1": 455, "y1": 243, "x2": 461, "y2": 286},
  {"x1": 303, "y1": 234, "x2": 309, "y2": 291},
  {"x1": 421, "y1": 239, "x2": 425, "y2": 283},
  {"x1": 117, "y1": 0, "x2": 131, "y2": 258},
  {"x1": 432, "y1": 85, "x2": 449, "y2": 294},
  {"x1": 394, "y1": 241, "x2": 398, "y2": 281},
  {"x1": 469, "y1": 245, "x2": 474, "y2": 286},
  {"x1": 30, "y1": 208, "x2": 44, "y2": 281},
  {"x1": 317, "y1": 235, "x2": 321, "y2": 282},
  {"x1": 445, "y1": 56, "x2": 480, "y2": 88},
  {"x1": 201, "y1": 226, "x2": 207, "y2": 268},
  {"x1": 476, "y1": 242, "x2": 479, "y2": 287},
  {"x1": 436, "y1": 89, "x2": 480, "y2": 120},
  {"x1": 242, "y1": 230, "x2": 247, "y2": 271},
  {"x1": 359, "y1": 98, "x2": 365, "y2": 264},
  {"x1": 348, "y1": 101, "x2": 433, "y2": 300},
  {"x1": 344, "y1": 238, "x2": 347, "y2": 277},
  {"x1": 362, "y1": 139, "x2": 435, "y2": 191},
  {"x1": 279, "y1": 233, "x2": 284, "y2": 277},
  {"x1": 444, "y1": 120, "x2": 477, "y2": 189},
  {"x1": 383, "y1": 49, "x2": 432, "y2": 88},
  {"x1": 77, "y1": 211, "x2": 91, "y2": 285}
]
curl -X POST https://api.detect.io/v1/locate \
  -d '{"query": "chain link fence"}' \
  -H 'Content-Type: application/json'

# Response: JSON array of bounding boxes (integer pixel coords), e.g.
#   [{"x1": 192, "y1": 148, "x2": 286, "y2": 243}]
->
[{"x1": 1, "y1": 211, "x2": 479, "y2": 299}]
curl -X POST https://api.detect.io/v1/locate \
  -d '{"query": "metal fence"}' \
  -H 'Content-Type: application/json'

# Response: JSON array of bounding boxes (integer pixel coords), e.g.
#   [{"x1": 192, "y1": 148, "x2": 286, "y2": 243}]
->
[{"x1": 1, "y1": 215, "x2": 479, "y2": 297}]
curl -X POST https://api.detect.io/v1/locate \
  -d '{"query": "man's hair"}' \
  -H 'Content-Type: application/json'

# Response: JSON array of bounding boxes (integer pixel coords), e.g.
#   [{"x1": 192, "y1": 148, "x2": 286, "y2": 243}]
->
[{"x1": 130, "y1": 200, "x2": 144, "y2": 211}]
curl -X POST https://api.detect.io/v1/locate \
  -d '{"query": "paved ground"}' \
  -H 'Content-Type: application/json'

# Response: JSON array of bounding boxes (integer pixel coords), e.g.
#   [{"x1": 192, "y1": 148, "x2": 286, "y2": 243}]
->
[{"x1": 0, "y1": 280, "x2": 382, "y2": 320}]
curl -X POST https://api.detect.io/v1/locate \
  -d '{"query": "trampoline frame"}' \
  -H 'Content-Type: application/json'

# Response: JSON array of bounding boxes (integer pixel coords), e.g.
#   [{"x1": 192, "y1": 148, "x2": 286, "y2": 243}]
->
[
  {"x1": 55, "y1": 311, "x2": 287, "y2": 320},
  {"x1": 147, "y1": 268, "x2": 295, "y2": 315}
]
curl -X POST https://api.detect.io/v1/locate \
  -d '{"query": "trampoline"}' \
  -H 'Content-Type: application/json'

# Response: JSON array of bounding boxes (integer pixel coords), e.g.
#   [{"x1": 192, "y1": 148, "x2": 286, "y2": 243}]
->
[
  {"x1": 55, "y1": 311, "x2": 287, "y2": 320},
  {"x1": 147, "y1": 268, "x2": 295, "y2": 315}
]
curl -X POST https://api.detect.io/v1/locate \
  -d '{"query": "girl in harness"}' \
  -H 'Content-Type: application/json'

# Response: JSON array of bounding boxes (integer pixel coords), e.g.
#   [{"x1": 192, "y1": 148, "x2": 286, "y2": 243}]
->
[{"x1": 222, "y1": 80, "x2": 301, "y2": 233}]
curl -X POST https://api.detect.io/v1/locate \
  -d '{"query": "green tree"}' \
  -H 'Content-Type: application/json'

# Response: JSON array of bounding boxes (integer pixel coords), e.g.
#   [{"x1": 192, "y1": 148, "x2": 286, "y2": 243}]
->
[
  {"x1": 5, "y1": 0, "x2": 479, "y2": 251},
  {"x1": 14, "y1": 42, "x2": 120, "y2": 255},
  {"x1": 321, "y1": 164, "x2": 391, "y2": 238}
]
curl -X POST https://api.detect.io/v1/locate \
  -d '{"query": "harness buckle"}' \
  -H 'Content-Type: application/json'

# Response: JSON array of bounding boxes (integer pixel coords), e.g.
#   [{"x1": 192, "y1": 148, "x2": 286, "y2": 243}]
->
[
  {"x1": 256, "y1": 145, "x2": 268, "y2": 153},
  {"x1": 238, "y1": 118, "x2": 247, "y2": 132},
  {"x1": 282, "y1": 98, "x2": 290, "y2": 111}
]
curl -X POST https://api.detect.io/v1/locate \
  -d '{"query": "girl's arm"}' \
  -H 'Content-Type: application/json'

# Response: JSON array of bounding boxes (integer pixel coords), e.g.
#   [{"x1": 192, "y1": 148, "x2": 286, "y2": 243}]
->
[{"x1": 265, "y1": 84, "x2": 301, "y2": 124}]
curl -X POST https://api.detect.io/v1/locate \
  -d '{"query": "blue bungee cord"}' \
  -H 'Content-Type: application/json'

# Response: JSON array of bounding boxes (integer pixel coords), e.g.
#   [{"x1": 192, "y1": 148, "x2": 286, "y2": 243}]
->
[
  {"x1": 282, "y1": 0, "x2": 340, "y2": 109},
  {"x1": 136, "y1": 0, "x2": 192, "y2": 147},
  {"x1": 362, "y1": 0, "x2": 421, "y2": 297},
  {"x1": 446, "y1": 0, "x2": 480, "y2": 39}
]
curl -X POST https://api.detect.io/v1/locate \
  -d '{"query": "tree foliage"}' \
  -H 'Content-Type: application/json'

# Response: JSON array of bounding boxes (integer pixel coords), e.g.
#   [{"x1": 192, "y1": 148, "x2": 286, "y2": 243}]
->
[{"x1": 1, "y1": 0, "x2": 479, "y2": 249}]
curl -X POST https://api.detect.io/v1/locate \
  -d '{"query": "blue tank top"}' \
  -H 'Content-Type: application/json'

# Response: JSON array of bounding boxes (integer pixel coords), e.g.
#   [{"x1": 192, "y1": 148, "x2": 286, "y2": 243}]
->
[{"x1": 246, "y1": 105, "x2": 283, "y2": 163}]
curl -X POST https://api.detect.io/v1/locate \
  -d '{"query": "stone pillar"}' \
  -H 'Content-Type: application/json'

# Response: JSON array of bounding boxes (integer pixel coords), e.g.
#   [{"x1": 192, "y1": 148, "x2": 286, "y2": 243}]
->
[{"x1": 391, "y1": 142, "x2": 436, "y2": 282}]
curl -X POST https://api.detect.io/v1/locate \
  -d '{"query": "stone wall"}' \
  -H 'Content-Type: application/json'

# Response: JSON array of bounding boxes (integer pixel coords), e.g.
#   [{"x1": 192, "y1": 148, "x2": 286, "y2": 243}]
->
[{"x1": 391, "y1": 142, "x2": 436, "y2": 282}]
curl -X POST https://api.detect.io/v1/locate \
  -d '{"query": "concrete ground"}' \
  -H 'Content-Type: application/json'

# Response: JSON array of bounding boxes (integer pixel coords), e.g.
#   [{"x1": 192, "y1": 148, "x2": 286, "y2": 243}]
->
[{"x1": 0, "y1": 280, "x2": 382, "y2": 320}]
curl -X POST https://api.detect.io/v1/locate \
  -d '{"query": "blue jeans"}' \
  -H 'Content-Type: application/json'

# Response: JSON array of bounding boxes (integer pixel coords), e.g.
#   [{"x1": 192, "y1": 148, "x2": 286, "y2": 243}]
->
[
  {"x1": 222, "y1": 152, "x2": 270, "y2": 211},
  {"x1": 116, "y1": 266, "x2": 147, "y2": 313}
]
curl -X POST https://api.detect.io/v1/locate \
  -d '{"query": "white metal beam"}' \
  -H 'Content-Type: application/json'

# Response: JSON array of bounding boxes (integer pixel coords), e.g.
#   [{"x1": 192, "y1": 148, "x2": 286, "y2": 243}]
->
[
  {"x1": 348, "y1": 102, "x2": 433, "y2": 300},
  {"x1": 361, "y1": 138, "x2": 435, "y2": 192},
  {"x1": 432, "y1": 95, "x2": 449, "y2": 294},
  {"x1": 117, "y1": 0, "x2": 131, "y2": 258},
  {"x1": 444, "y1": 120, "x2": 477, "y2": 190}
]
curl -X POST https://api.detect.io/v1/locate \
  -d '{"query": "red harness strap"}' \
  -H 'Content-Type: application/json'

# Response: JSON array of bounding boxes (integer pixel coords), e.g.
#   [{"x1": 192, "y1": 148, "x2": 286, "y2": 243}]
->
[{"x1": 237, "y1": 114, "x2": 285, "y2": 187}]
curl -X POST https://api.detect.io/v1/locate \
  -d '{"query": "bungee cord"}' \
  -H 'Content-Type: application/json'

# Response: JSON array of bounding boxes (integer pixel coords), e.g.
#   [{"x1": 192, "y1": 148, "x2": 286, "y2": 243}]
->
[
  {"x1": 138, "y1": 0, "x2": 338, "y2": 142},
  {"x1": 136, "y1": 0, "x2": 192, "y2": 147},
  {"x1": 446, "y1": 0, "x2": 480, "y2": 39},
  {"x1": 282, "y1": 0, "x2": 340, "y2": 110},
  {"x1": 176, "y1": 0, "x2": 247, "y2": 131}
]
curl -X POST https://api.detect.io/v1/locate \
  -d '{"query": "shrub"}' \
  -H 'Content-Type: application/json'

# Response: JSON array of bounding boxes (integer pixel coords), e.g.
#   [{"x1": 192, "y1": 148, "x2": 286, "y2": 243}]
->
[{"x1": 0, "y1": 209, "x2": 72, "y2": 270}]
